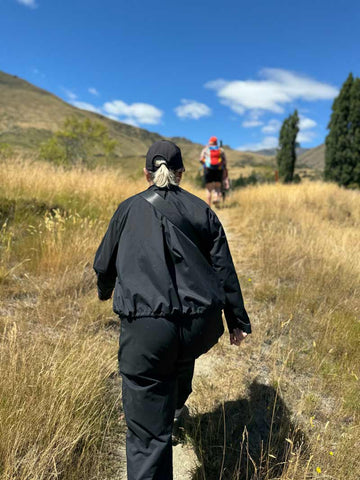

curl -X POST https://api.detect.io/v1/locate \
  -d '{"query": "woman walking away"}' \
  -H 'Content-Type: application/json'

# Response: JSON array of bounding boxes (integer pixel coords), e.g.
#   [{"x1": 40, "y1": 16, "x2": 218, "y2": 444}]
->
[
  {"x1": 93, "y1": 140, "x2": 251, "y2": 480},
  {"x1": 200, "y1": 136, "x2": 227, "y2": 207}
]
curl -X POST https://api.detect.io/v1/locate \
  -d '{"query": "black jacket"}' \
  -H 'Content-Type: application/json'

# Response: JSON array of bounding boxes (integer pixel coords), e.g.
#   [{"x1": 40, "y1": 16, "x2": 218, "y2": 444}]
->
[{"x1": 93, "y1": 185, "x2": 251, "y2": 334}]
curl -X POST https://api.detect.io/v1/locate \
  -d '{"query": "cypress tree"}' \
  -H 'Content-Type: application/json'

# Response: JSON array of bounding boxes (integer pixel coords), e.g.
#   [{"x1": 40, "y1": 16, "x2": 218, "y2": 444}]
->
[
  {"x1": 324, "y1": 73, "x2": 354, "y2": 185},
  {"x1": 348, "y1": 77, "x2": 360, "y2": 187},
  {"x1": 277, "y1": 110, "x2": 300, "y2": 183}
]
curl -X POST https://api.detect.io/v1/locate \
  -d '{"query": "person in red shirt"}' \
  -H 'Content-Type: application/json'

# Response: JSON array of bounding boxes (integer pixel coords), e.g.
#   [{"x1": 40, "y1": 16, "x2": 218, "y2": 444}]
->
[{"x1": 200, "y1": 136, "x2": 227, "y2": 207}]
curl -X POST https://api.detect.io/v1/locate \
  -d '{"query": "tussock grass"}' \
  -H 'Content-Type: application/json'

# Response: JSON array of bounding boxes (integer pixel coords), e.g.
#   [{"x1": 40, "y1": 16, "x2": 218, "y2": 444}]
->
[
  {"x1": 0, "y1": 322, "x2": 114, "y2": 479},
  {"x1": 195, "y1": 182, "x2": 359, "y2": 479},
  {"x1": 1, "y1": 159, "x2": 359, "y2": 479},
  {"x1": 1, "y1": 159, "x2": 144, "y2": 218},
  {"x1": 0, "y1": 159, "x2": 143, "y2": 478},
  {"x1": 229, "y1": 183, "x2": 359, "y2": 400}
]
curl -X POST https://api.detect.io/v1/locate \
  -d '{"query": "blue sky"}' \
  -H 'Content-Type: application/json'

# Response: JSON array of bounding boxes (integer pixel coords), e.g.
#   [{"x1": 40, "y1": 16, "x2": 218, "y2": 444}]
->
[{"x1": 1, "y1": 0, "x2": 360, "y2": 150}]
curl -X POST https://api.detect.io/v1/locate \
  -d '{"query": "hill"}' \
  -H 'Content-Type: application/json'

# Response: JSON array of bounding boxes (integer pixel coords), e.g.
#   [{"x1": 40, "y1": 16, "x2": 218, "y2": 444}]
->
[
  {"x1": 0, "y1": 71, "x2": 269, "y2": 175},
  {"x1": 297, "y1": 143, "x2": 325, "y2": 170},
  {"x1": 250, "y1": 146, "x2": 309, "y2": 157},
  {"x1": 0, "y1": 71, "x2": 163, "y2": 153},
  {"x1": 244, "y1": 144, "x2": 326, "y2": 172}
]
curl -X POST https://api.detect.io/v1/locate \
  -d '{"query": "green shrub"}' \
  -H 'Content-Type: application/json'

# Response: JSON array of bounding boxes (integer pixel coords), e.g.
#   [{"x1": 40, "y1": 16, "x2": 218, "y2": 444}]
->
[
  {"x1": 0, "y1": 143, "x2": 14, "y2": 160},
  {"x1": 232, "y1": 169, "x2": 275, "y2": 189},
  {"x1": 39, "y1": 116, "x2": 117, "y2": 168}
]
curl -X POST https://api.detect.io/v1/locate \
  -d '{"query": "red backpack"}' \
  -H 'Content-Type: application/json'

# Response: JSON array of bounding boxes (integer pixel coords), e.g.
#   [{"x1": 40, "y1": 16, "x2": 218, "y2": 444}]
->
[{"x1": 204, "y1": 146, "x2": 223, "y2": 170}]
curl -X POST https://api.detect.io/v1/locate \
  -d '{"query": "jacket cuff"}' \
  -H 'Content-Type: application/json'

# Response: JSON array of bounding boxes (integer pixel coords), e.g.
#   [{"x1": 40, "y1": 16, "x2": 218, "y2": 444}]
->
[
  {"x1": 224, "y1": 307, "x2": 252, "y2": 334},
  {"x1": 97, "y1": 286, "x2": 112, "y2": 301},
  {"x1": 96, "y1": 273, "x2": 115, "y2": 301}
]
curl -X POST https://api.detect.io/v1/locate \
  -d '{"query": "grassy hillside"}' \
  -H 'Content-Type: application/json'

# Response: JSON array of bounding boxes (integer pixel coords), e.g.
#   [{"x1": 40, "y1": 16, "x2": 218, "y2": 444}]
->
[
  {"x1": 0, "y1": 70, "x2": 269, "y2": 177},
  {"x1": 297, "y1": 144, "x2": 325, "y2": 170},
  {"x1": 242, "y1": 144, "x2": 325, "y2": 173},
  {"x1": 0, "y1": 70, "x2": 162, "y2": 157},
  {"x1": 1, "y1": 159, "x2": 359, "y2": 479}
]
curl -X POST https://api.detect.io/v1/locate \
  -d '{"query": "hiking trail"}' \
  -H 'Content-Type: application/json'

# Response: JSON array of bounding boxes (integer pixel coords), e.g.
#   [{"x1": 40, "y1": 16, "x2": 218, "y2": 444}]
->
[{"x1": 100, "y1": 206, "x2": 262, "y2": 479}]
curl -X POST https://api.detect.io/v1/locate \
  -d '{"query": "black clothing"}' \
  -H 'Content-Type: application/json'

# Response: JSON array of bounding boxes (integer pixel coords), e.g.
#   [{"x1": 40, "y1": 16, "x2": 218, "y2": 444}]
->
[
  {"x1": 204, "y1": 168, "x2": 223, "y2": 184},
  {"x1": 93, "y1": 184, "x2": 251, "y2": 334},
  {"x1": 94, "y1": 183, "x2": 250, "y2": 480},
  {"x1": 146, "y1": 139, "x2": 184, "y2": 172},
  {"x1": 119, "y1": 312, "x2": 224, "y2": 480}
]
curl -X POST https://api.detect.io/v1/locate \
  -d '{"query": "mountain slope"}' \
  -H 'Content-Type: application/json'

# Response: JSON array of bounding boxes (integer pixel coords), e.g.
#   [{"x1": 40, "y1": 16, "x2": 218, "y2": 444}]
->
[
  {"x1": 0, "y1": 70, "x2": 270, "y2": 174},
  {"x1": 0, "y1": 70, "x2": 163, "y2": 158},
  {"x1": 297, "y1": 144, "x2": 325, "y2": 170},
  {"x1": 245, "y1": 144, "x2": 325, "y2": 171}
]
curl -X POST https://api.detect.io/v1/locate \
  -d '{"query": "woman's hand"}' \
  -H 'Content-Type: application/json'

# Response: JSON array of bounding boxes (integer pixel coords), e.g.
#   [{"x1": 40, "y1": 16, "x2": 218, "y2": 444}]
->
[{"x1": 230, "y1": 328, "x2": 248, "y2": 346}]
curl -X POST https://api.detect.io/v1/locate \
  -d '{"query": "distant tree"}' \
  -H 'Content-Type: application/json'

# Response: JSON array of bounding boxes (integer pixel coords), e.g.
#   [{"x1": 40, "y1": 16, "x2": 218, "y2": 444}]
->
[
  {"x1": 276, "y1": 110, "x2": 300, "y2": 183},
  {"x1": 324, "y1": 73, "x2": 354, "y2": 186},
  {"x1": 39, "y1": 116, "x2": 117, "y2": 167}
]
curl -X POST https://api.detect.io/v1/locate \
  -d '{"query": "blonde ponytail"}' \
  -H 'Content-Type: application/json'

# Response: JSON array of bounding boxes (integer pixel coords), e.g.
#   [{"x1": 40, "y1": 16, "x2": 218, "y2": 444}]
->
[{"x1": 152, "y1": 159, "x2": 177, "y2": 188}]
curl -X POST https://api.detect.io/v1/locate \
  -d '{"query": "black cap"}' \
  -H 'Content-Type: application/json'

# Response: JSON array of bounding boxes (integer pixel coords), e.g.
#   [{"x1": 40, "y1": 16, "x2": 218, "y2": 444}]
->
[{"x1": 145, "y1": 140, "x2": 184, "y2": 172}]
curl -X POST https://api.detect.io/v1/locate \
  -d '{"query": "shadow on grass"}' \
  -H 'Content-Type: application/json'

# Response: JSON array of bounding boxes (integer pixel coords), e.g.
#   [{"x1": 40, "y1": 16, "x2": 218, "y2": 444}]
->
[{"x1": 186, "y1": 381, "x2": 306, "y2": 480}]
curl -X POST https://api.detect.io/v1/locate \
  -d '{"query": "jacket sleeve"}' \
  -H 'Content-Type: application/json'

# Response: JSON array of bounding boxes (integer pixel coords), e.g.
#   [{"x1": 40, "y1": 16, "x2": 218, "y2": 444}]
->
[
  {"x1": 93, "y1": 209, "x2": 122, "y2": 301},
  {"x1": 208, "y1": 210, "x2": 251, "y2": 334}
]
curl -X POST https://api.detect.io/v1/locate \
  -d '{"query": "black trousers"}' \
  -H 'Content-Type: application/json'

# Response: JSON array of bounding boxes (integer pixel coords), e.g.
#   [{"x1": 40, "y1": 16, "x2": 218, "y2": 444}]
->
[{"x1": 118, "y1": 311, "x2": 224, "y2": 480}]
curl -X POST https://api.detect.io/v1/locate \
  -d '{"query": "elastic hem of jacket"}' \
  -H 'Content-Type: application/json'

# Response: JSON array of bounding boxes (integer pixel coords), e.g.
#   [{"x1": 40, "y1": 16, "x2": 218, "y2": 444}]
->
[{"x1": 114, "y1": 305, "x2": 223, "y2": 321}]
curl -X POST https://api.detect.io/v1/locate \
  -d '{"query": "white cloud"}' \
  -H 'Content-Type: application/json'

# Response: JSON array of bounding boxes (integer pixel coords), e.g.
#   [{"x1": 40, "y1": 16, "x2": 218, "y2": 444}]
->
[
  {"x1": 242, "y1": 119, "x2": 263, "y2": 128},
  {"x1": 205, "y1": 79, "x2": 227, "y2": 91},
  {"x1": 262, "y1": 119, "x2": 282, "y2": 134},
  {"x1": 105, "y1": 114, "x2": 120, "y2": 122},
  {"x1": 17, "y1": 0, "x2": 37, "y2": 8},
  {"x1": 103, "y1": 100, "x2": 163, "y2": 125},
  {"x1": 296, "y1": 115, "x2": 318, "y2": 144},
  {"x1": 237, "y1": 136, "x2": 278, "y2": 152},
  {"x1": 72, "y1": 101, "x2": 101, "y2": 114},
  {"x1": 63, "y1": 89, "x2": 78, "y2": 101},
  {"x1": 88, "y1": 87, "x2": 99, "y2": 96},
  {"x1": 174, "y1": 99, "x2": 212, "y2": 120},
  {"x1": 206, "y1": 68, "x2": 338, "y2": 115},
  {"x1": 297, "y1": 130, "x2": 317, "y2": 144},
  {"x1": 299, "y1": 115, "x2": 317, "y2": 130},
  {"x1": 237, "y1": 112, "x2": 318, "y2": 150},
  {"x1": 121, "y1": 118, "x2": 139, "y2": 127},
  {"x1": 239, "y1": 114, "x2": 318, "y2": 148},
  {"x1": 64, "y1": 91, "x2": 162, "y2": 126},
  {"x1": 242, "y1": 111, "x2": 263, "y2": 127}
]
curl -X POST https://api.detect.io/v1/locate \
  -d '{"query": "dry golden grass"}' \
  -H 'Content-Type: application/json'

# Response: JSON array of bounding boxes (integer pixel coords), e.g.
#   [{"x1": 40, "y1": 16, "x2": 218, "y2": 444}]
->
[
  {"x1": 190, "y1": 182, "x2": 359, "y2": 479},
  {"x1": 1, "y1": 159, "x2": 144, "y2": 217},
  {"x1": 0, "y1": 159, "x2": 140, "y2": 479},
  {"x1": 0, "y1": 323, "x2": 115, "y2": 479},
  {"x1": 1, "y1": 159, "x2": 359, "y2": 479}
]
